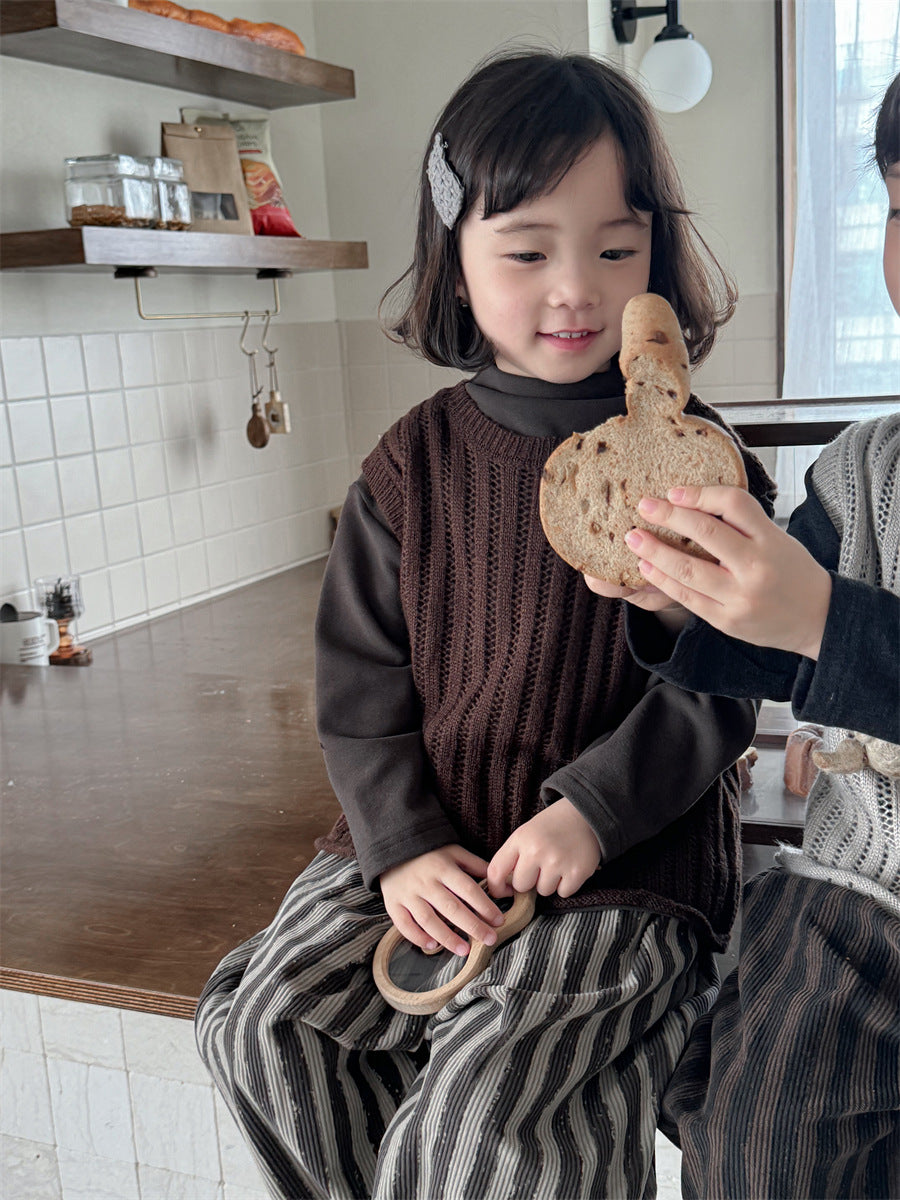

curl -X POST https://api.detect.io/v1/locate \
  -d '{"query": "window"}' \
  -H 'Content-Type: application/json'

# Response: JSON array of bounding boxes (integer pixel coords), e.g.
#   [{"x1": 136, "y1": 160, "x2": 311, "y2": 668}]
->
[{"x1": 782, "y1": 0, "x2": 900, "y2": 400}]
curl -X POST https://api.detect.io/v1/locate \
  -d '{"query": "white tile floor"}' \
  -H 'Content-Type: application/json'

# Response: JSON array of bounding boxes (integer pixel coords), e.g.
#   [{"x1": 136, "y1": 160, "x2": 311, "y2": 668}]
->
[{"x1": 1, "y1": 988, "x2": 684, "y2": 1200}]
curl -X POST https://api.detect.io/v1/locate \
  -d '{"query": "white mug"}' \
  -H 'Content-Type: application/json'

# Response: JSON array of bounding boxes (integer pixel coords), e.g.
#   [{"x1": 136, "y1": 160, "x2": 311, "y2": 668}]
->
[{"x1": 0, "y1": 610, "x2": 60, "y2": 666}]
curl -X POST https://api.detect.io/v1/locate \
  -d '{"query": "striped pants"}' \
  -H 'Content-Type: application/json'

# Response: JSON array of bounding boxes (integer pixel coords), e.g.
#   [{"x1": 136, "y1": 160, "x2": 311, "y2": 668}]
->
[
  {"x1": 196, "y1": 853, "x2": 718, "y2": 1200},
  {"x1": 661, "y1": 868, "x2": 900, "y2": 1199}
]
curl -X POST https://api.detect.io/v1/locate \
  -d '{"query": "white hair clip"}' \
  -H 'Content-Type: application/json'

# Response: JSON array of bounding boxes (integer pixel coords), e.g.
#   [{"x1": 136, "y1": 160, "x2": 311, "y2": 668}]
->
[{"x1": 427, "y1": 133, "x2": 464, "y2": 229}]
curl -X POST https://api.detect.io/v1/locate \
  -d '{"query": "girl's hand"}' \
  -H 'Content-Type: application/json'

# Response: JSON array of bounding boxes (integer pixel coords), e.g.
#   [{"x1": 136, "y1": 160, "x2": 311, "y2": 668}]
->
[
  {"x1": 487, "y1": 799, "x2": 601, "y2": 900},
  {"x1": 582, "y1": 575, "x2": 682, "y2": 613},
  {"x1": 380, "y1": 845, "x2": 505, "y2": 957},
  {"x1": 623, "y1": 485, "x2": 832, "y2": 660}
]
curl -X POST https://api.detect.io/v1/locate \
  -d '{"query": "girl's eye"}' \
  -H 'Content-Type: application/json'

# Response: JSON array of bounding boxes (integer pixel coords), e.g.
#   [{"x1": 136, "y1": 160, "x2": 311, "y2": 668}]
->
[
  {"x1": 600, "y1": 249, "x2": 637, "y2": 261},
  {"x1": 889, "y1": 208, "x2": 900, "y2": 221},
  {"x1": 508, "y1": 252, "x2": 545, "y2": 263}
]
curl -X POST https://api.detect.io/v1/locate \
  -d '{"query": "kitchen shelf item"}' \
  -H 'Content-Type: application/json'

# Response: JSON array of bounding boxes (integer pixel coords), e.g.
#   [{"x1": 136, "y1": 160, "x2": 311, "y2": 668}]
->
[
  {"x1": 33, "y1": 574, "x2": 92, "y2": 666},
  {"x1": 65, "y1": 154, "x2": 157, "y2": 228},
  {"x1": 0, "y1": 0, "x2": 354, "y2": 109},
  {"x1": 141, "y1": 157, "x2": 192, "y2": 230}
]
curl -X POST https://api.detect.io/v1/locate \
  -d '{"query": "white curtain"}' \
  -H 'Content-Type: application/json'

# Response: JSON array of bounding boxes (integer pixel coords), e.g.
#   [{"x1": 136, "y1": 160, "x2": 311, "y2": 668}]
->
[{"x1": 777, "y1": 0, "x2": 900, "y2": 517}]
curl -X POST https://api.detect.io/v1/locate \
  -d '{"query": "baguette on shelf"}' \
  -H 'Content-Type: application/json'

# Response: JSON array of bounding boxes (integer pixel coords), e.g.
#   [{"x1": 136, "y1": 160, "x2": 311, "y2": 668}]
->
[{"x1": 128, "y1": 0, "x2": 306, "y2": 55}]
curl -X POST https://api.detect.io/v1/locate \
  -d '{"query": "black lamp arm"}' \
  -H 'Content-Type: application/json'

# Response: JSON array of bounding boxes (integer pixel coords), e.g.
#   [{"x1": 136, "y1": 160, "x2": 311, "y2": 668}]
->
[{"x1": 611, "y1": 0, "x2": 682, "y2": 44}]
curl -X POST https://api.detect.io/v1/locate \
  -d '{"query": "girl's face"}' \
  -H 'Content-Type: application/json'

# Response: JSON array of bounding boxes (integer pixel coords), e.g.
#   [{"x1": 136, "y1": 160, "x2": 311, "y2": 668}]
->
[
  {"x1": 885, "y1": 163, "x2": 900, "y2": 317},
  {"x1": 456, "y1": 135, "x2": 652, "y2": 383}
]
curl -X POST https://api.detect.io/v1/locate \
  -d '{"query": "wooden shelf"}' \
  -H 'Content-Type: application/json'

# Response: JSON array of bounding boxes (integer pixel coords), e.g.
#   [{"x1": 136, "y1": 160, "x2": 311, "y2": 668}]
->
[
  {"x1": 0, "y1": 0, "x2": 354, "y2": 108},
  {"x1": 0, "y1": 227, "x2": 368, "y2": 273}
]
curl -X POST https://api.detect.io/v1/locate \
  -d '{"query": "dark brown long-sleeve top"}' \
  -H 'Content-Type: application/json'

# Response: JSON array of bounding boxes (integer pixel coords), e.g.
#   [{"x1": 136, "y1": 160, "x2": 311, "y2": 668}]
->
[{"x1": 316, "y1": 365, "x2": 773, "y2": 949}]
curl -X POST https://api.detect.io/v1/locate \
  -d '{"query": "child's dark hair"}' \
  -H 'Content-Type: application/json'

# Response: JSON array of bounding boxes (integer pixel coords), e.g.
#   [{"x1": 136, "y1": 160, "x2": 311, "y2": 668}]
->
[
  {"x1": 382, "y1": 49, "x2": 736, "y2": 372},
  {"x1": 874, "y1": 71, "x2": 900, "y2": 176}
]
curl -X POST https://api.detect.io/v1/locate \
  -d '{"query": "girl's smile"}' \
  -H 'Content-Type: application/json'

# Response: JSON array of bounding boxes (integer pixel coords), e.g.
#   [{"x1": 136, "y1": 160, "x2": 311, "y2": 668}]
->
[{"x1": 456, "y1": 135, "x2": 652, "y2": 383}]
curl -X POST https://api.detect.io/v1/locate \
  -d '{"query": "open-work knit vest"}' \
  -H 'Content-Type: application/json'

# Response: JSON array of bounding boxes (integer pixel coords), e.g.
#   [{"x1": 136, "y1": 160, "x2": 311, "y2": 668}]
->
[
  {"x1": 781, "y1": 415, "x2": 900, "y2": 916},
  {"x1": 326, "y1": 383, "x2": 742, "y2": 948}
]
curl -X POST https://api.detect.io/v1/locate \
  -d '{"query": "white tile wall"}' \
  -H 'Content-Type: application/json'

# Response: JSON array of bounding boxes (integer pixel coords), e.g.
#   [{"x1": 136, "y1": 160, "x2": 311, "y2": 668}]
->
[
  {"x1": 0, "y1": 989, "x2": 683, "y2": 1200},
  {"x1": 0, "y1": 990, "x2": 269, "y2": 1200},
  {"x1": 0, "y1": 321, "x2": 357, "y2": 637}
]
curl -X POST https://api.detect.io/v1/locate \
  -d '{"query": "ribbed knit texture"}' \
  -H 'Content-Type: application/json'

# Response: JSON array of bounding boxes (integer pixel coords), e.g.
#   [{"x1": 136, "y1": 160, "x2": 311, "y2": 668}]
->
[
  {"x1": 780, "y1": 414, "x2": 900, "y2": 914},
  {"x1": 327, "y1": 382, "x2": 743, "y2": 947}
]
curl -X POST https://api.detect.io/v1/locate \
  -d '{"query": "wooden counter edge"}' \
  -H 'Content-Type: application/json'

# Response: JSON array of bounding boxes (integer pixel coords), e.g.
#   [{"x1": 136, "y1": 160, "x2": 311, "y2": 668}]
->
[{"x1": 0, "y1": 966, "x2": 197, "y2": 1020}]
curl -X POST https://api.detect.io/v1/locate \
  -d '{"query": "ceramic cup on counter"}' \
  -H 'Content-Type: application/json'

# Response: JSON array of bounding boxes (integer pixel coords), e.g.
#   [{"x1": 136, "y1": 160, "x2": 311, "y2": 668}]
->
[{"x1": 0, "y1": 606, "x2": 60, "y2": 666}]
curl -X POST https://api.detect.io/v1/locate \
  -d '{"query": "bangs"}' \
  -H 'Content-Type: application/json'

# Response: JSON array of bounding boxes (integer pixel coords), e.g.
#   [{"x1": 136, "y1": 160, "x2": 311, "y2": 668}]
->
[
  {"x1": 472, "y1": 110, "x2": 610, "y2": 220},
  {"x1": 445, "y1": 57, "x2": 626, "y2": 220}
]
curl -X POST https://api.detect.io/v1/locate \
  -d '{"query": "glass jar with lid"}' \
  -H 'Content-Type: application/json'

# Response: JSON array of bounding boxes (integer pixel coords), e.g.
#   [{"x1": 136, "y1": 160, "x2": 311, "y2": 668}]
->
[
  {"x1": 140, "y1": 157, "x2": 193, "y2": 230},
  {"x1": 64, "y1": 154, "x2": 157, "y2": 228}
]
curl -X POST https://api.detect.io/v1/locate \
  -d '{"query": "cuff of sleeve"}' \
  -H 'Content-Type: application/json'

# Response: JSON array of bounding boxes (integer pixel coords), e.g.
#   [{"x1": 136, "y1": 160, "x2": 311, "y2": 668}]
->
[
  {"x1": 357, "y1": 815, "x2": 460, "y2": 891},
  {"x1": 794, "y1": 573, "x2": 900, "y2": 741}
]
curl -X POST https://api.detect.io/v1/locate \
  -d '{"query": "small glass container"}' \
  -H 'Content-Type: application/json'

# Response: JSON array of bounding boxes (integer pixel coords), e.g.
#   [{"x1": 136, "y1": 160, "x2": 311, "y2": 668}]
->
[
  {"x1": 33, "y1": 574, "x2": 92, "y2": 666},
  {"x1": 64, "y1": 155, "x2": 157, "y2": 228},
  {"x1": 140, "y1": 157, "x2": 192, "y2": 230}
]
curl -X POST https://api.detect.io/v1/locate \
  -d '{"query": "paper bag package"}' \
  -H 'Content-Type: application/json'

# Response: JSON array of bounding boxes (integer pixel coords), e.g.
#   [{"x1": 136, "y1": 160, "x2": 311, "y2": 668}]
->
[
  {"x1": 161, "y1": 122, "x2": 253, "y2": 235},
  {"x1": 181, "y1": 109, "x2": 303, "y2": 237}
]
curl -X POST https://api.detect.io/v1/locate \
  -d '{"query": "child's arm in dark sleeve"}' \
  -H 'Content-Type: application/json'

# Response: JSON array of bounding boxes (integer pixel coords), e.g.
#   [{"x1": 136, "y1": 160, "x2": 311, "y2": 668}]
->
[
  {"x1": 788, "y1": 474, "x2": 900, "y2": 741},
  {"x1": 541, "y1": 679, "x2": 757, "y2": 863},
  {"x1": 316, "y1": 480, "x2": 458, "y2": 888},
  {"x1": 626, "y1": 466, "x2": 899, "y2": 742}
]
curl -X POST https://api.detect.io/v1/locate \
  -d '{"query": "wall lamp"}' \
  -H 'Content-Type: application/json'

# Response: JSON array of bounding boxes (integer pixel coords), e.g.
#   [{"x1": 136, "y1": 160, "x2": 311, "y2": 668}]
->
[{"x1": 611, "y1": 0, "x2": 712, "y2": 113}]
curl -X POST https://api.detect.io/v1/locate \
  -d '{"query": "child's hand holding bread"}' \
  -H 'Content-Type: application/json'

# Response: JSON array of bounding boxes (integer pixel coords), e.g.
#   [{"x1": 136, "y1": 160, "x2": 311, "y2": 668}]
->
[
  {"x1": 540, "y1": 290, "x2": 832, "y2": 658},
  {"x1": 540, "y1": 293, "x2": 748, "y2": 600},
  {"x1": 621, "y1": 485, "x2": 833, "y2": 660}
]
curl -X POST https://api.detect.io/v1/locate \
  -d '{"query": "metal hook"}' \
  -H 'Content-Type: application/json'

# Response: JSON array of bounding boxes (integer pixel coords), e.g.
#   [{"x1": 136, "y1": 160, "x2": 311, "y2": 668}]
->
[
  {"x1": 261, "y1": 310, "x2": 278, "y2": 355},
  {"x1": 239, "y1": 311, "x2": 258, "y2": 358}
]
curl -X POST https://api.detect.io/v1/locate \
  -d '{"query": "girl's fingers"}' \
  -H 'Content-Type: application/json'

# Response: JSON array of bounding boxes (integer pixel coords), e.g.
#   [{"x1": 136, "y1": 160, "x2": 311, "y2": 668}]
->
[
  {"x1": 453, "y1": 873, "x2": 505, "y2": 928},
  {"x1": 626, "y1": 527, "x2": 732, "y2": 604},
  {"x1": 409, "y1": 901, "x2": 472, "y2": 957},
  {"x1": 636, "y1": 496, "x2": 748, "y2": 566},
  {"x1": 391, "y1": 906, "x2": 442, "y2": 954},
  {"x1": 632, "y1": 556, "x2": 726, "y2": 625},
  {"x1": 663, "y1": 485, "x2": 771, "y2": 539},
  {"x1": 450, "y1": 846, "x2": 492, "y2": 879}
]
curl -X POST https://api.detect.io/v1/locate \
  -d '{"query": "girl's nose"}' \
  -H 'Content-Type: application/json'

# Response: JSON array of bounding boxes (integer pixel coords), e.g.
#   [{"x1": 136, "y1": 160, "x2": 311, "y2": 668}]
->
[{"x1": 546, "y1": 260, "x2": 600, "y2": 310}]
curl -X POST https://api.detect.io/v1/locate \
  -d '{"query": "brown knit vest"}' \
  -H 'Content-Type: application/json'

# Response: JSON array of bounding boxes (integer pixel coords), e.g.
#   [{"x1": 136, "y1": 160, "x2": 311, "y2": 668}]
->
[{"x1": 323, "y1": 384, "x2": 741, "y2": 949}]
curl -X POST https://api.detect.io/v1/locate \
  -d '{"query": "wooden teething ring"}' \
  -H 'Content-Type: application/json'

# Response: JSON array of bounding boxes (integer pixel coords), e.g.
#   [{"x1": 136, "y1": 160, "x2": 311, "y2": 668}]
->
[{"x1": 373, "y1": 884, "x2": 537, "y2": 1015}]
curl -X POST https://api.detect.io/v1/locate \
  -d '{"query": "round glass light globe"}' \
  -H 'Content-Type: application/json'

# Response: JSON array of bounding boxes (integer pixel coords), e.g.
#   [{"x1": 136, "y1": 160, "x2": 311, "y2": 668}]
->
[{"x1": 639, "y1": 37, "x2": 713, "y2": 113}]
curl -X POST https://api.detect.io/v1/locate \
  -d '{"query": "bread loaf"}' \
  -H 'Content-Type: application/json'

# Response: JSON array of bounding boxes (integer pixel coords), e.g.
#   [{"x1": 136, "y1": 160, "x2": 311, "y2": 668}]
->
[
  {"x1": 188, "y1": 8, "x2": 231, "y2": 32},
  {"x1": 228, "y1": 18, "x2": 306, "y2": 55},
  {"x1": 129, "y1": 0, "x2": 189, "y2": 19},
  {"x1": 129, "y1": 1, "x2": 306, "y2": 54},
  {"x1": 539, "y1": 293, "x2": 748, "y2": 587}
]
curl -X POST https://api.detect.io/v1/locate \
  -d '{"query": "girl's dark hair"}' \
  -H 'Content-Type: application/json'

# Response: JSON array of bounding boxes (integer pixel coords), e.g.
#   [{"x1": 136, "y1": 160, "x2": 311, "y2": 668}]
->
[
  {"x1": 874, "y1": 71, "x2": 900, "y2": 176},
  {"x1": 381, "y1": 49, "x2": 736, "y2": 371}
]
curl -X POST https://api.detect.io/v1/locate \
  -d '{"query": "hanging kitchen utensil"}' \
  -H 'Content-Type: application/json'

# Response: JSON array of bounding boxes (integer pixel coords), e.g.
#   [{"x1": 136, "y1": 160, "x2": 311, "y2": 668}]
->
[
  {"x1": 261, "y1": 311, "x2": 291, "y2": 434},
  {"x1": 240, "y1": 312, "x2": 269, "y2": 449}
]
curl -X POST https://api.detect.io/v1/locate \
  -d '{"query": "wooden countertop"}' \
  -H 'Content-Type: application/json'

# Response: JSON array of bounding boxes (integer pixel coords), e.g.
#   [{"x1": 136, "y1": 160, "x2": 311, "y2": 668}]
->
[
  {"x1": 1, "y1": 562, "x2": 340, "y2": 1018},
  {"x1": 0, "y1": 561, "x2": 803, "y2": 1018}
]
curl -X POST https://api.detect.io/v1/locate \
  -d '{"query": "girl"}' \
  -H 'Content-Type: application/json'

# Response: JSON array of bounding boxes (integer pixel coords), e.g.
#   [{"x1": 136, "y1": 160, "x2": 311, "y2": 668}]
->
[
  {"x1": 196, "y1": 50, "x2": 773, "y2": 1200},
  {"x1": 589, "y1": 71, "x2": 900, "y2": 1199}
]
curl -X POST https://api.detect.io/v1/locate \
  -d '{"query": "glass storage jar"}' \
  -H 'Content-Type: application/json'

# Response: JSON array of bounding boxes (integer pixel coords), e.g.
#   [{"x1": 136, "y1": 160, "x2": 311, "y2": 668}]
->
[
  {"x1": 139, "y1": 157, "x2": 192, "y2": 230},
  {"x1": 64, "y1": 155, "x2": 157, "y2": 228}
]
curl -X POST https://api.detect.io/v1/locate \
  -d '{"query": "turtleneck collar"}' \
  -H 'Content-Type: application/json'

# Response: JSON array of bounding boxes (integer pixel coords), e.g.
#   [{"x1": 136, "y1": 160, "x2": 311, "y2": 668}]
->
[{"x1": 465, "y1": 363, "x2": 627, "y2": 439}]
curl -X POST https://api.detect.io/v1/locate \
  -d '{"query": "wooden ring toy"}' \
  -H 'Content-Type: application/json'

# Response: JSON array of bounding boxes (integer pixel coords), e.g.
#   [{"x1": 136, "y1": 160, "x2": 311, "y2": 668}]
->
[{"x1": 373, "y1": 885, "x2": 536, "y2": 1015}]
